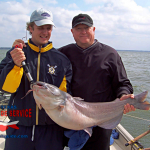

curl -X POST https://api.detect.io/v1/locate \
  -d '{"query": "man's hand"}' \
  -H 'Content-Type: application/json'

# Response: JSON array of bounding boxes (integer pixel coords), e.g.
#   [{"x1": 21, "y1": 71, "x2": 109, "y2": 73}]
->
[
  {"x1": 10, "y1": 43, "x2": 26, "y2": 67},
  {"x1": 120, "y1": 94, "x2": 136, "y2": 114},
  {"x1": 12, "y1": 39, "x2": 26, "y2": 48}
]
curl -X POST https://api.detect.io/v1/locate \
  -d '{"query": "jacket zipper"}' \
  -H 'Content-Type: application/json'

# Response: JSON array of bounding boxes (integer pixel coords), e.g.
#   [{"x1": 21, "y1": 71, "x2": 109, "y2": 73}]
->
[{"x1": 36, "y1": 46, "x2": 41, "y2": 125}]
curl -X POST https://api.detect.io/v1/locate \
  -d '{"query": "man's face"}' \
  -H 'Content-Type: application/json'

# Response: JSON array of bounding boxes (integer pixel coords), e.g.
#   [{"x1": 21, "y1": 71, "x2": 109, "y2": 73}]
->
[
  {"x1": 71, "y1": 24, "x2": 95, "y2": 49},
  {"x1": 29, "y1": 24, "x2": 52, "y2": 47}
]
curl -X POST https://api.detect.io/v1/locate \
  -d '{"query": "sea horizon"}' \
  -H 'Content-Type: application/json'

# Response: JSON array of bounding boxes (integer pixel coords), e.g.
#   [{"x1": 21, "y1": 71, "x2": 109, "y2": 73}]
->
[{"x1": 0, "y1": 47, "x2": 150, "y2": 52}]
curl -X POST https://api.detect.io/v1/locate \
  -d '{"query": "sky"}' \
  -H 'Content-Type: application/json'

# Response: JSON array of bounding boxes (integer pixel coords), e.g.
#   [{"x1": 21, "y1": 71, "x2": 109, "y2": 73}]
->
[{"x1": 0, "y1": 0, "x2": 150, "y2": 50}]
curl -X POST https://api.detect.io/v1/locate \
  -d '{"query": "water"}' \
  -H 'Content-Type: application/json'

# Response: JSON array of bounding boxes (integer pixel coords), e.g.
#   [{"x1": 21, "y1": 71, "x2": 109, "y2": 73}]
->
[
  {"x1": 0, "y1": 49, "x2": 150, "y2": 148},
  {"x1": 0, "y1": 48, "x2": 10, "y2": 62},
  {"x1": 117, "y1": 50, "x2": 150, "y2": 148}
]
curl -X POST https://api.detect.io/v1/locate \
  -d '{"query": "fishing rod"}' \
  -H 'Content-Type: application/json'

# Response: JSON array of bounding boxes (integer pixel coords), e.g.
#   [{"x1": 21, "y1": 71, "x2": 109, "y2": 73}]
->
[
  {"x1": 125, "y1": 126, "x2": 150, "y2": 148},
  {"x1": 15, "y1": 45, "x2": 34, "y2": 86},
  {"x1": 14, "y1": 30, "x2": 34, "y2": 86}
]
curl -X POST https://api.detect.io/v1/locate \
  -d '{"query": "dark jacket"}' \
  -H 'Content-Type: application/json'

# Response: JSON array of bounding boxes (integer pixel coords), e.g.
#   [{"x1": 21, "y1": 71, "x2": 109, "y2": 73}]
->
[
  {"x1": 58, "y1": 39, "x2": 133, "y2": 103},
  {"x1": 59, "y1": 40, "x2": 133, "y2": 150},
  {"x1": 0, "y1": 39, "x2": 72, "y2": 126}
]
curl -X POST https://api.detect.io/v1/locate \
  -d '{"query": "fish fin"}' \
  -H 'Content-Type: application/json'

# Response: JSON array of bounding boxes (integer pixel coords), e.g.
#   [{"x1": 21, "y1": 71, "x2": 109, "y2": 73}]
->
[
  {"x1": 133, "y1": 91, "x2": 150, "y2": 110},
  {"x1": 134, "y1": 91, "x2": 148, "y2": 102},
  {"x1": 84, "y1": 127, "x2": 93, "y2": 137},
  {"x1": 98, "y1": 113, "x2": 123, "y2": 129},
  {"x1": 36, "y1": 102, "x2": 42, "y2": 110},
  {"x1": 58, "y1": 105, "x2": 65, "y2": 117},
  {"x1": 38, "y1": 104, "x2": 42, "y2": 110},
  {"x1": 140, "y1": 101, "x2": 150, "y2": 110},
  {"x1": 73, "y1": 97, "x2": 84, "y2": 101}
]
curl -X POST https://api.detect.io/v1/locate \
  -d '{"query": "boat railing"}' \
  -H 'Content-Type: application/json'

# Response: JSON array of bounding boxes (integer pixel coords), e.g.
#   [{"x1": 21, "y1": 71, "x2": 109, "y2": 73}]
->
[
  {"x1": 125, "y1": 126, "x2": 150, "y2": 150},
  {"x1": 117, "y1": 113, "x2": 150, "y2": 150}
]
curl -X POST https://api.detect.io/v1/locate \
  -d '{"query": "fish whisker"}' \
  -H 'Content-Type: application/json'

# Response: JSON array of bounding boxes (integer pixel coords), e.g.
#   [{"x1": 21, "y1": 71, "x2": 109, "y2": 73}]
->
[{"x1": 21, "y1": 89, "x2": 33, "y2": 99}]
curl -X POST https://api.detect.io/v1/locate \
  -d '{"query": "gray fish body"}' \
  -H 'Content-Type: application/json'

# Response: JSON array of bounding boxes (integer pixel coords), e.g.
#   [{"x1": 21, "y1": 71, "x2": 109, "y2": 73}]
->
[{"x1": 32, "y1": 81, "x2": 150, "y2": 130}]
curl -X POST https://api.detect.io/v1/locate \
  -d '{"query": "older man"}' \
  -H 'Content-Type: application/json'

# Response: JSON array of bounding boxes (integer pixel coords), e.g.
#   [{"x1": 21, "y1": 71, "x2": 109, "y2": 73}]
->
[{"x1": 58, "y1": 13, "x2": 135, "y2": 150}]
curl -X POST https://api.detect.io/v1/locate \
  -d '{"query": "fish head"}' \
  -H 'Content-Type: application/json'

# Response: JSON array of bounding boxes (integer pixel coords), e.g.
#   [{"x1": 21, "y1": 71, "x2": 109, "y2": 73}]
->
[
  {"x1": 32, "y1": 81, "x2": 66, "y2": 110},
  {"x1": 33, "y1": 81, "x2": 61, "y2": 96}
]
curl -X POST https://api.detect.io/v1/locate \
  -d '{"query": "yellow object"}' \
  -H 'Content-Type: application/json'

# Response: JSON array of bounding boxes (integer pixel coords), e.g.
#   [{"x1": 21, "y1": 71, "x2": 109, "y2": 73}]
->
[
  {"x1": 59, "y1": 76, "x2": 67, "y2": 92},
  {"x1": 28, "y1": 40, "x2": 53, "y2": 53},
  {"x1": 2, "y1": 65, "x2": 23, "y2": 93}
]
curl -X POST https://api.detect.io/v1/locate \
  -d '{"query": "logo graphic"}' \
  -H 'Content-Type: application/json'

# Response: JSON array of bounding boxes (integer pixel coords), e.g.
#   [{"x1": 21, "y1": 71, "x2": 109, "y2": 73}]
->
[
  {"x1": 0, "y1": 121, "x2": 19, "y2": 132},
  {"x1": 41, "y1": 13, "x2": 50, "y2": 17},
  {"x1": 79, "y1": 17, "x2": 85, "y2": 20},
  {"x1": 47, "y1": 64, "x2": 57, "y2": 75}
]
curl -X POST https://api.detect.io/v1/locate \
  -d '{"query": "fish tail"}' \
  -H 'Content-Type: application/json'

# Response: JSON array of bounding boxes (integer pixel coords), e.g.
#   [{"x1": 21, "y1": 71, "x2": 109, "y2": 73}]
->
[{"x1": 134, "y1": 91, "x2": 150, "y2": 110}]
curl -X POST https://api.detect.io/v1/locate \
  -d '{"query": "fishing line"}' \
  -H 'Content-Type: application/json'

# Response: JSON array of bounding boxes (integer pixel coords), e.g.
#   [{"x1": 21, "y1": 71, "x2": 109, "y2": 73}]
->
[{"x1": 124, "y1": 114, "x2": 150, "y2": 122}]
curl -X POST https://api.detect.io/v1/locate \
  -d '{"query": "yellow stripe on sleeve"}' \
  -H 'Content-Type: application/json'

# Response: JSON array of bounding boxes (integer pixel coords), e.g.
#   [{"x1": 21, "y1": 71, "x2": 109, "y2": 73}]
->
[
  {"x1": 59, "y1": 76, "x2": 67, "y2": 92},
  {"x1": 2, "y1": 65, "x2": 23, "y2": 93}
]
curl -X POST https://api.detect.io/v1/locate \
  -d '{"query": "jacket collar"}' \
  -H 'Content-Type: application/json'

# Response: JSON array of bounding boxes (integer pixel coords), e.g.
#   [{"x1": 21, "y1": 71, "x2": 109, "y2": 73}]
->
[
  {"x1": 75, "y1": 39, "x2": 98, "y2": 53},
  {"x1": 28, "y1": 39, "x2": 53, "y2": 53}
]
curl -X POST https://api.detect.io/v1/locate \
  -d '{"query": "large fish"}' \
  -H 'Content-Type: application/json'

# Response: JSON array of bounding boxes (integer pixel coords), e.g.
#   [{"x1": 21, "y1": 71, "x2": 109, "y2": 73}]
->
[{"x1": 32, "y1": 81, "x2": 150, "y2": 131}]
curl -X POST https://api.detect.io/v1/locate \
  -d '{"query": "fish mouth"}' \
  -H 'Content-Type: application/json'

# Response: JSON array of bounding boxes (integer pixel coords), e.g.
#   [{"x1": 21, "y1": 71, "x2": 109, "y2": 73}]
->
[{"x1": 32, "y1": 81, "x2": 48, "y2": 89}]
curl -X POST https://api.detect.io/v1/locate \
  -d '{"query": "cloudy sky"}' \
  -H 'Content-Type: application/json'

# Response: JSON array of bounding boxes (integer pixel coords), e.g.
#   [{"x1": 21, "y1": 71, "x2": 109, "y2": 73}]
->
[{"x1": 0, "y1": 0, "x2": 150, "y2": 50}]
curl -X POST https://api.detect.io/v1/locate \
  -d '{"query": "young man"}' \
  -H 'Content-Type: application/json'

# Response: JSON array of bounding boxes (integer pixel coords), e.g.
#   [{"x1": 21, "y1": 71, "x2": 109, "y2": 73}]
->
[
  {"x1": 0, "y1": 8, "x2": 72, "y2": 150},
  {"x1": 12, "y1": 13, "x2": 135, "y2": 150}
]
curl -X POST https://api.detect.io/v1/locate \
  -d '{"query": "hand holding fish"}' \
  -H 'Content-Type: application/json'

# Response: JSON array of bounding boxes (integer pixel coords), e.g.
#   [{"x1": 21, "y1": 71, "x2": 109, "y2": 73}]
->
[
  {"x1": 120, "y1": 94, "x2": 136, "y2": 114},
  {"x1": 10, "y1": 43, "x2": 26, "y2": 67}
]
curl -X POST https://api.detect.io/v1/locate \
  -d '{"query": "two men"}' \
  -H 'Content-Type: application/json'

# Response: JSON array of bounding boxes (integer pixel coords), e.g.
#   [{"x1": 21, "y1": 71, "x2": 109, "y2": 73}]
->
[
  {"x1": 12, "y1": 13, "x2": 135, "y2": 150},
  {"x1": 0, "y1": 8, "x2": 72, "y2": 150}
]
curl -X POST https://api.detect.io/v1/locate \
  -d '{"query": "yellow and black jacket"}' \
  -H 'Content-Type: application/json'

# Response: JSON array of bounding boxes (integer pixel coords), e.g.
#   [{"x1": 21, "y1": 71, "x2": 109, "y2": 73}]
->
[{"x1": 0, "y1": 39, "x2": 72, "y2": 126}]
